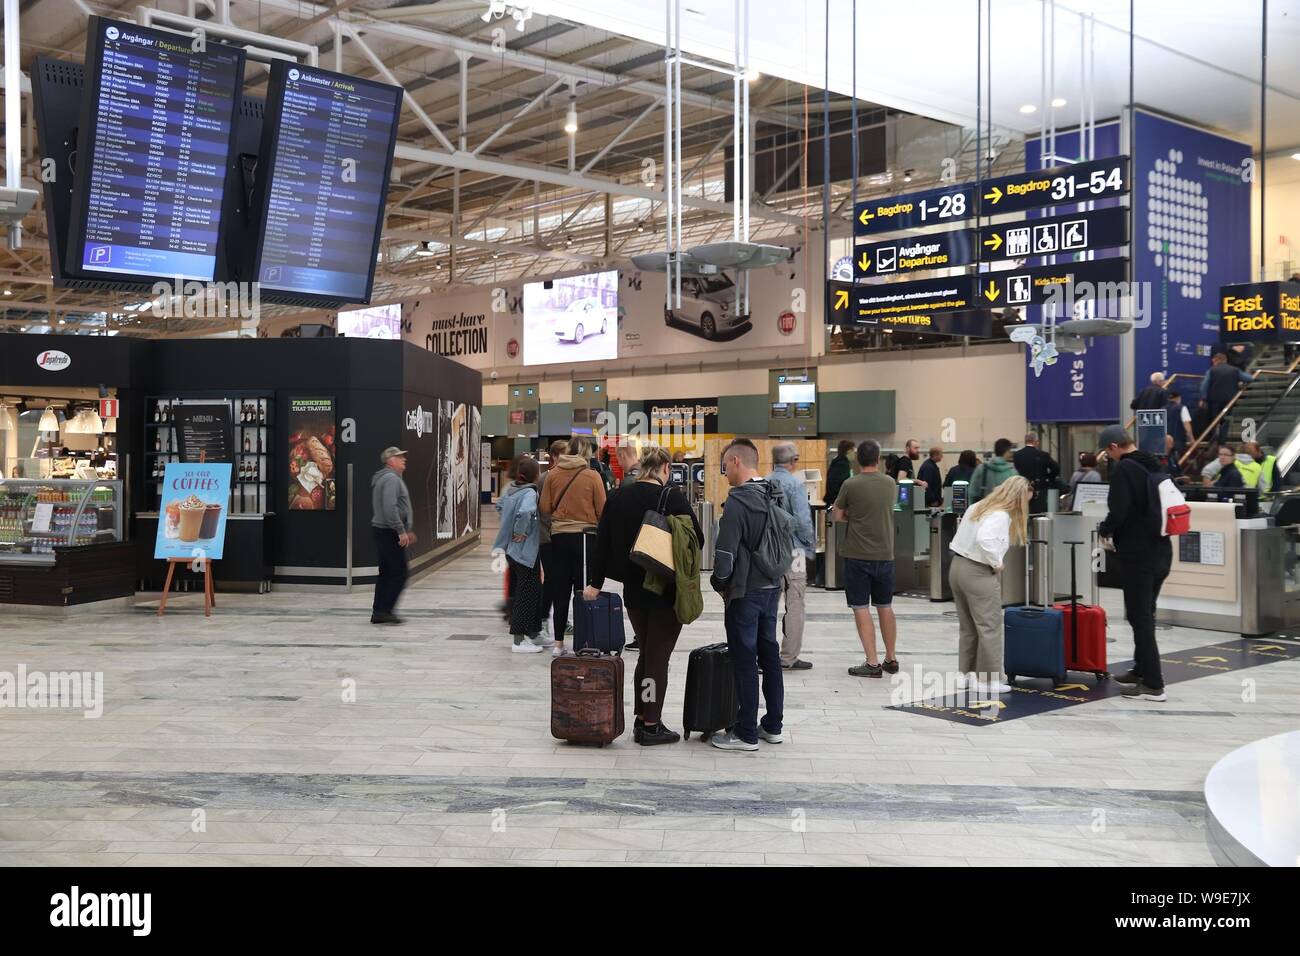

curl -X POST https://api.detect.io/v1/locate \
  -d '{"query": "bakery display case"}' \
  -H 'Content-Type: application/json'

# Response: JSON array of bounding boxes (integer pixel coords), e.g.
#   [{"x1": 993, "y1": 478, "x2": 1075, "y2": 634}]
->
[{"x1": 0, "y1": 479, "x2": 123, "y2": 567}]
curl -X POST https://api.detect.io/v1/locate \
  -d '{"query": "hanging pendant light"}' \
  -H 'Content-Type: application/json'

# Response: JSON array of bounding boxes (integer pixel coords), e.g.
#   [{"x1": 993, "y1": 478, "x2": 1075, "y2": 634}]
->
[{"x1": 38, "y1": 406, "x2": 59, "y2": 433}]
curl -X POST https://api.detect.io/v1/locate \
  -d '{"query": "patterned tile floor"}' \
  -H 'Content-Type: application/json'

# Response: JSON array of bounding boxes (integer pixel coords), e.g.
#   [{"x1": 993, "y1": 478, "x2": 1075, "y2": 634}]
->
[{"x1": 1, "y1": 507, "x2": 1296, "y2": 867}]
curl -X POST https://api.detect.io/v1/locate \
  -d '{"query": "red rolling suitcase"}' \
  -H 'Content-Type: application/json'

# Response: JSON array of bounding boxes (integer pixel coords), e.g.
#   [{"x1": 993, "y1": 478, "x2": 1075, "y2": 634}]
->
[{"x1": 1052, "y1": 539, "x2": 1109, "y2": 681}]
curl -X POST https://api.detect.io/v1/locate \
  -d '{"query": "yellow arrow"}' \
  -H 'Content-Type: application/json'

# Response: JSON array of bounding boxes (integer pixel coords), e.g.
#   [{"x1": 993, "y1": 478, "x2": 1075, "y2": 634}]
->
[
  {"x1": 969, "y1": 700, "x2": 1006, "y2": 710},
  {"x1": 983, "y1": 233, "x2": 1003, "y2": 252},
  {"x1": 1253, "y1": 645, "x2": 1285, "y2": 651},
  {"x1": 1194, "y1": 656, "x2": 1228, "y2": 663},
  {"x1": 858, "y1": 253, "x2": 871, "y2": 271},
  {"x1": 984, "y1": 280, "x2": 1000, "y2": 302},
  {"x1": 1055, "y1": 684, "x2": 1090, "y2": 692},
  {"x1": 834, "y1": 289, "x2": 849, "y2": 310},
  {"x1": 983, "y1": 185, "x2": 1003, "y2": 204},
  {"x1": 858, "y1": 208, "x2": 874, "y2": 225}
]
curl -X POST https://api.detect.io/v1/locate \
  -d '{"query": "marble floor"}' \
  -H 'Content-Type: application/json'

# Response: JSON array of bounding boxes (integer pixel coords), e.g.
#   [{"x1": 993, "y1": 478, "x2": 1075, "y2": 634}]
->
[{"x1": 1, "y1": 507, "x2": 1298, "y2": 867}]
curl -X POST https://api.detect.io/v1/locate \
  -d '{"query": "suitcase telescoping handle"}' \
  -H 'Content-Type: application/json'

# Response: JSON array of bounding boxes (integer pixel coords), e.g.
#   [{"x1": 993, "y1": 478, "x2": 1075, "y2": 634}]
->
[
  {"x1": 1024, "y1": 537, "x2": 1048, "y2": 609},
  {"x1": 1064, "y1": 539, "x2": 1083, "y2": 660}
]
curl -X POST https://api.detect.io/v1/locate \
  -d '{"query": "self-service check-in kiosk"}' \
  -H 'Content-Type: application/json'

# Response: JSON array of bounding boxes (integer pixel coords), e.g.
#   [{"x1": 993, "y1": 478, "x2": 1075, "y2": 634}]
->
[
  {"x1": 927, "y1": 480, "x2": 969, "y2": 601},
  {"x1": 687, "y1": 462, "x2": 717, "y2": 571},
  {"x1": 893, "y1": 480, "x2": 923, "y2": 593}
]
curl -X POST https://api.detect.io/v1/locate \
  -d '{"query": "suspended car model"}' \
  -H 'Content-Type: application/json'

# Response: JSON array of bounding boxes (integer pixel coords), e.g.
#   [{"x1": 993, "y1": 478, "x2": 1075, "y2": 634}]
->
[
  {"x1": 629, "y1": 251, "x2": 718, "y2": 277},
  {"x1": 688, "y1": 241, "x2": 791, "y2": 270},
  {"x1": 1057, "y1": 317, "x2": 1132, "y2": 337}
]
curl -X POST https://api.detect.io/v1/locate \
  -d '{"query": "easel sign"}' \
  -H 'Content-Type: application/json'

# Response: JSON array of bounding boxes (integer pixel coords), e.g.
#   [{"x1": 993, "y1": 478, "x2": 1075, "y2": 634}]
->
[{"x1": 154, "y1": 460, "x2": 231, "y2": 616}]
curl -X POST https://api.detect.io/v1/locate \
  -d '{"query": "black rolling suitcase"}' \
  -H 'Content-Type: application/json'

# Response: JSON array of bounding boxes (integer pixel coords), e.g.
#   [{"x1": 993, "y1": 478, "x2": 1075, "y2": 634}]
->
[{"x1": 682, "y1": 643, "x2": 739, "y2": 741}]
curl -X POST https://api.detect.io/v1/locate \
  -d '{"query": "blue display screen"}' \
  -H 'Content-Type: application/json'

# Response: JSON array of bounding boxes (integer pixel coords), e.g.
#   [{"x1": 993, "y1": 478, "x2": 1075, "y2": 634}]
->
[
  {"x1": 75, "y1": 20, "x2": 242, "y2": 281},
  {"x1": 255, "y1": 65, "x2": 400, "y2": 302}
]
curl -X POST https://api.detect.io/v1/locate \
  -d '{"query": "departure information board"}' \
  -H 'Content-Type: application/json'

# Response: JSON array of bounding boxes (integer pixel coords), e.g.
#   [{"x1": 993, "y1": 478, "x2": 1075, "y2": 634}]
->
[
  {"x1": 252, "y1": 62, "x2": 401, "y2": 305},
  {"x1": 67, "y1": 18, "x2": 243, "y2": 282}
]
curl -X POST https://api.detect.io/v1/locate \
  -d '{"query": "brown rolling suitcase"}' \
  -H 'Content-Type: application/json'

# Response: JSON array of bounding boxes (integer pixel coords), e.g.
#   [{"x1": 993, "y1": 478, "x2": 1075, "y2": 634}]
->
[{"x1": 550, "y1": 648, "x2": 624, "y2": 746}]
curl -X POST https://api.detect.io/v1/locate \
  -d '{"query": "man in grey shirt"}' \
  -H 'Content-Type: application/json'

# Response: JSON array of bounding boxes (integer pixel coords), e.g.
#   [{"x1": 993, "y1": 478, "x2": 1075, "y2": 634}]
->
[
  {"x1": 765, "y1": 442, "x2": 816, "y2": 670},
  {"x1": 371, "y1": 446, "x2": 415, "y2": 624}
]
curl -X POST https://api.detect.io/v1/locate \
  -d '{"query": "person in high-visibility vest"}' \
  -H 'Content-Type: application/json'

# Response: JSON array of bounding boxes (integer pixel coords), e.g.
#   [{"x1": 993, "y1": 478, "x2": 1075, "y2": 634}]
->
[{"x1": 1243, "y1": 442, "x2": 1280, "y2": 494}]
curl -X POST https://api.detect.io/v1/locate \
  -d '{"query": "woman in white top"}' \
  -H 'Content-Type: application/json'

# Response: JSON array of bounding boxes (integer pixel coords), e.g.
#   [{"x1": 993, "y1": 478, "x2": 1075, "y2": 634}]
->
[{"x1": 948, "y1": 475, "x2": 1032, "y2": 692}]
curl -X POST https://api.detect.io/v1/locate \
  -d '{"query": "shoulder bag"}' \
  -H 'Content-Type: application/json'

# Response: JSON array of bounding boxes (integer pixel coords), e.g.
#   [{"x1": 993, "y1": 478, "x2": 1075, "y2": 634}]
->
[
  {"x1": 628, "y1": 482, "x2": 675, "y2": 578},
  {"x1": 539, "y1": 465, "x2": 585, "y2": 541}
]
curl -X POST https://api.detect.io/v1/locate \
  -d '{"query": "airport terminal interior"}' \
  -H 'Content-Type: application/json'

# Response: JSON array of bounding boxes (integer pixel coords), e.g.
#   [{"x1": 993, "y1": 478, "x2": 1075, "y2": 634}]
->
[{"x1": 0, "y1": 0, "x2": 1298, "y2": 874}]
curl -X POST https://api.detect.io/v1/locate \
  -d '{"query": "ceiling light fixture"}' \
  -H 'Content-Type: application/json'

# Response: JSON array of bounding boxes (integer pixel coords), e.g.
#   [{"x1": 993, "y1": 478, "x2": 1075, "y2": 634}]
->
[
  {"x1": 416, "y1": 241, "x2": 435, "y2": 257},
  {"x1": 481, "y1": 1, "x2": 507, "y2": 23},
  {"x1": 1019, "y1": 104, "x2": 1037, "y2": 115},
  {"x1": 38, "y1": 406, "x2": 59, "y2": 433},
  {"x1": 1051, "y1": 97, "x2": 1067, "y2": 108},
  {"x1": 636, "y1": 221, "x2": 645, "y2": 233},
  {"x1": 1292, "y1": 152, "x2": 1300, "y2": 161},
  {"x1": 744, "y1": 67, "x2": 761, "y2": 83},
  {"x1": 564, "y1": 97, "x2": 578, "y2": 135},
  {"x1": 903, "y1": 169, "x2": 913, "y2": 183}
]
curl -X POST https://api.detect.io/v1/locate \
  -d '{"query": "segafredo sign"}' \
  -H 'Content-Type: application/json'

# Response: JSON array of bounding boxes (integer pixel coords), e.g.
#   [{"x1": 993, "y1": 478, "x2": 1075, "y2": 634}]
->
[{"x1": 36, "y1": 349, "x2": 72, "y2": 372}]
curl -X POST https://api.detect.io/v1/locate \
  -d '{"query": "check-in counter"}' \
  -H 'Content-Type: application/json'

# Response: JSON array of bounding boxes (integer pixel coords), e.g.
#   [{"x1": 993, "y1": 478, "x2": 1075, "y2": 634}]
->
[{"x1": 1158, "y1": 501, "x2": 1300, "y2": 635}]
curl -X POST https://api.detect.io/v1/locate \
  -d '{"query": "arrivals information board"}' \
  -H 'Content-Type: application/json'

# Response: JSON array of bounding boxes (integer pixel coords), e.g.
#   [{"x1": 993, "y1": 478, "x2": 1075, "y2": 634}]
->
[
  {"x1": 66, "y1": 18, "x2": 244, "y2": 282},
  {"x1": 251, "y1": 62, "x2": 402, "y2": 304}
]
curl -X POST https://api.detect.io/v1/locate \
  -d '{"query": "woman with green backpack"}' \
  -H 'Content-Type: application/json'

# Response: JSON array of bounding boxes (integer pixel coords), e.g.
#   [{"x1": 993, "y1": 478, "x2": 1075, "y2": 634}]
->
[{"x1": 584, "y1": 446, "x2": 702, "y2": 746}]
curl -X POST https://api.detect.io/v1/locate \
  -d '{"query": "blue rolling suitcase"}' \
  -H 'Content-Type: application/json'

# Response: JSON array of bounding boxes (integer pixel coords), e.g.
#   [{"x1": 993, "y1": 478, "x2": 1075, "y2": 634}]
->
[
  {"x1": 1004, "y1": 539, "x2": 1065, "y2": 684},
  {"x1": 572, "y1": 527, "x2": 626, "y2": 655}
]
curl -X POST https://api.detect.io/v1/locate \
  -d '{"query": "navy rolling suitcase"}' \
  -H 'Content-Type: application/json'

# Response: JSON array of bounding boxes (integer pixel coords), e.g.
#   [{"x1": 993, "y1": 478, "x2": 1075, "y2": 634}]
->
[
  {"x1": 1004, "y1": 538, "x2": 1066, "y2": 684},
  {"x1": 682, "y1": 643, "x2": 739, "y2": 741},
  {"x1": 572, "y1": 527, "x2": 626, "y2": 655}
]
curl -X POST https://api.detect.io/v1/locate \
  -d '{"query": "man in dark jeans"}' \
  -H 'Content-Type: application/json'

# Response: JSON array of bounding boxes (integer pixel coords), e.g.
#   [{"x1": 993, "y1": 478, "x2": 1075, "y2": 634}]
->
[
  {"x1": 1097, "y1": 425, "x2": 1172, "y2": 701},
  {"x1": 371, "y1": 446, "x2": 415, "y2": 625},
  {"x1": 709, "y1": 438, "x2": 784, "y2": 752}
]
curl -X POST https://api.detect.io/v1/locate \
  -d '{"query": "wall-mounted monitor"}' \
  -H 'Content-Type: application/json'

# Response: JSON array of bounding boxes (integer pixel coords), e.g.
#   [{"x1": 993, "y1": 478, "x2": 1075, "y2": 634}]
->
[
  {"x1": 337, "y1": 303, "x2": 402, "y2": 339},
  {"x1": 523, "y1": 270, "x2": 619, "y2": 365},
  {"x1": 779, "y1": 382, "x2": 816, "y2": 404},
  {"x1": 63, "y1": 18, "x2": 245, "y2": 285},
  {"x1": 247, "y1": 62, "x2": 401, "y2": 307}
]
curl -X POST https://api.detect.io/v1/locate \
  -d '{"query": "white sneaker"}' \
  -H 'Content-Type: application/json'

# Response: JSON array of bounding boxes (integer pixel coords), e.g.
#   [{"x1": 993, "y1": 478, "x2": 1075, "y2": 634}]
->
[
  {"x1": 551, "y1": 642, "x2": 565, "y2": 658},
  {"x1": 973, "y1": 680, "x2": 1012, "y2": 694},
  {"x1": 540, "y1": 621, "x2": 552, "y2": 640},
  {"x1": 534, "y1": 631, "x2": 555, "y2": 647},
  {"x1": 511, "y1": 638, "x2": 544, "y2": 654}
]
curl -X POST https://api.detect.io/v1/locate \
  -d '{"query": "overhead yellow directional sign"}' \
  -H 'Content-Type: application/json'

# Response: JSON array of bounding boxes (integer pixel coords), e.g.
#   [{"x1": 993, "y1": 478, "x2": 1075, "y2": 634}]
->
[
  {"x1": 980, "y1": 155, "x2": 1129, "y2": 215},
  {"x1": 978, "y1": 205, "x2": 1129, "y2": 262},
  {"x1": 858, "y1": 252, "x2": 871, "y2": 272},
  {"x1": 834, "y1": 288, "x2": 849, "y2": 311},
  {"x1": 983, "y1": 233, "x2": 1003, "y2": 252},
  {"x1": 854, "y1": 184, "x2": 976, "y2": 236},
  {"x1": 858, "y1": 208, "x2": 874, "y2": 226},
  {"x1": 853, "y1": 228, "x2": 975, "y2": 280},
  {"x1": 983, "y1": 280, "x2": 999, "y2": 302}
]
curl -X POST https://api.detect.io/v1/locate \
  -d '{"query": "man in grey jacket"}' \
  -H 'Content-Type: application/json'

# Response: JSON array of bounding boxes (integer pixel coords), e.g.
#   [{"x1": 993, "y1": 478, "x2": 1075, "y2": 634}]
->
[
  {"x1": 709, "y1": 438, "x2": 784, "y2": 752},
  {"x1": 371, "y1": 446, "x2": 415, "y2": 624},
  {"x1": 766, "y1": 442, "x2": 815, "y2": 670}
]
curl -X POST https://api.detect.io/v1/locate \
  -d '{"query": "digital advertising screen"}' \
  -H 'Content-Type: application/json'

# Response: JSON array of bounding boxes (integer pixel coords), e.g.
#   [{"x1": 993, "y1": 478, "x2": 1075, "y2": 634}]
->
[
  {"x1": 779, "y1": 382, "x2": 816, "y2": 404},
  {"x1": 522, "y1": 270, "x2": 619, "y2": 366},
  {"x1": 65, "y1": 18, "x2": 244, "y2": 283},
  {"x1": 250, "y1": 61, "x2": 401, "y2": 306},
  {"x1": 337, "y1": 303, "x2": 402, "y2": 339}
]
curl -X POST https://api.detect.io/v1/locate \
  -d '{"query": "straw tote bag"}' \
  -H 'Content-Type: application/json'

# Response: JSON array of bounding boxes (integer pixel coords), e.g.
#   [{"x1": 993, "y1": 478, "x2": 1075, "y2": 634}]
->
[{"x1": 629, "y1": 483, "x2": 675, "y2": 578}]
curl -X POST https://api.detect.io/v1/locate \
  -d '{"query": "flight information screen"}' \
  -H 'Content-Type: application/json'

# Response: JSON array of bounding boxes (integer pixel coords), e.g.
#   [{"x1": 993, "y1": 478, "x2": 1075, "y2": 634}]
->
[
  {"x1": 69, "y1": 18, "x2": 243, "y2": 281},
  {"x1": 254, "y1": 63, "x2": 401, "y2": 303}
]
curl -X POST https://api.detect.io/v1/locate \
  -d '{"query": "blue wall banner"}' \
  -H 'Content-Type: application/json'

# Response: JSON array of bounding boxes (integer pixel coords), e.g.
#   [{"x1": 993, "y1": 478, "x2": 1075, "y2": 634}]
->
[
  {"x1": 1132, "y1": 110, "x2": 1252, "y2": 392},
  {"x1": 1023, "y1": 123, "x2": 1123, "y2": 423}
]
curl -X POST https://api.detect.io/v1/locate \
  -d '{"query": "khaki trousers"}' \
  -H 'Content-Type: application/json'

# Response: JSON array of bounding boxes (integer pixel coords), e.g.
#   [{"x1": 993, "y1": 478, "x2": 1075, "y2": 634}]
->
[
  {"x1": 778, "y1": 567, "x2": 807, "y2": 666},
  {"x1": 949, "y1": 554, "x2": 1004, "y2": 675}
]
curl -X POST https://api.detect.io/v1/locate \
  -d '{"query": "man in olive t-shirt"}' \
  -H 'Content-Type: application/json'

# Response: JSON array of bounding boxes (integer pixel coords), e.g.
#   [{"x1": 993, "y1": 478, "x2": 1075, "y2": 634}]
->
[{"x1": 832, "y1": 439, "x2": 899, "y2": 679}]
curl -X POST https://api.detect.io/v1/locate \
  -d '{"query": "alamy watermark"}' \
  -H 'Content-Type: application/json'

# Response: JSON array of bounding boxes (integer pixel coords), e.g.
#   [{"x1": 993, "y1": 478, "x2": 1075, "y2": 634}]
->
[
  {"x1": 146, "y1": 277, "x2": 261, "y2": 321},
  {"x1": 0, "y1": 665, "x2": 103, "y2": 718}
]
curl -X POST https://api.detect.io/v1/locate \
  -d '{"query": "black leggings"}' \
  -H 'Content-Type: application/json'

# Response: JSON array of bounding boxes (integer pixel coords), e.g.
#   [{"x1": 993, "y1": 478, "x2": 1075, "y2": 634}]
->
[
  {"x1": 627, "y1": 605, "x2": 683, "y2": 725},
  {"x1": 546, "y1": 532, "x2": 593, "y2": 639}
]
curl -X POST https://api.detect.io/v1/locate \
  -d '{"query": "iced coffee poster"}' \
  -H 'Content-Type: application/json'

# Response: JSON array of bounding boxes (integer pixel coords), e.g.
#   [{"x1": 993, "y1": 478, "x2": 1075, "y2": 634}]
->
[
  {"x1": 154, "y1": 463, "x2": 233, "y2": 561},
  {"x1": 287, "y1": 398, "x2": 337, "y2": 511}
]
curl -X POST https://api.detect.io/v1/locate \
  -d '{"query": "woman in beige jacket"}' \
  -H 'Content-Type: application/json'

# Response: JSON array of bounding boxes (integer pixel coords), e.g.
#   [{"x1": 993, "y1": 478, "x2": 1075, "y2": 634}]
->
[{"x1": 539, "y1": 437, "x2": 607, "y2": 655}]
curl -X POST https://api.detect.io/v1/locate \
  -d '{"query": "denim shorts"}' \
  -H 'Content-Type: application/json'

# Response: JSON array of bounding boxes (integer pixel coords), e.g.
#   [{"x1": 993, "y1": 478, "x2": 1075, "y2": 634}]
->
[{"x1": 843, "y1": 558, "x2": 894, "y2": 609}]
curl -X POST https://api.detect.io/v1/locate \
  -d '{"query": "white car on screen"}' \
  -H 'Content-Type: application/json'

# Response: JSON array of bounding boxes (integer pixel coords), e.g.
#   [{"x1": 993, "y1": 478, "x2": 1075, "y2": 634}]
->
[{"x1": 553, "y1": 297, "x2": 611, "y2": 344}]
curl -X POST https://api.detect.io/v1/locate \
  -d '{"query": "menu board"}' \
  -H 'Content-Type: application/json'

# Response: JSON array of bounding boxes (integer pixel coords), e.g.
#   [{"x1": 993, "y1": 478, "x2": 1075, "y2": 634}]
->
[
  {"x1": 174, "y1": 403, "x2": 234, "y2": 463},
  {"x1": 154, "y1": 462, "x2": 232, "y2": 561},
  {"x1": 251, "y1": 62, "x2": 401, "y2": 304},
  {"x1": 67, "y1": 18, "x2": 244, "y2": 282}
]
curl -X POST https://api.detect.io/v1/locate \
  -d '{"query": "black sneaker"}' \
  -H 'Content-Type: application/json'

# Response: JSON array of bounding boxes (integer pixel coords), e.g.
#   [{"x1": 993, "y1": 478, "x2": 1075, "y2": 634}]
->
[
  {"x1": 1112, "y1": 669, "x2": 1141, "y2": 685},
  {"x1": 625, "y1": 638, "x2": 641, "y2": 651},
  {"x1": 882, "y1": 659, "x2": 900, "y2": 674},
  {"x1": 1122, "y1": 683, "x2": 1167, "y2": 701},
  {"x1": 370, "y1": 612, "x2": 402, "y2": 625},
  {"x1": 637, "y1": 722, "x2": 681, "y2": 746},
  {"x1": 633, "y1": 716, "x2": 645, "y2": 743},
  {"x1": 782, "y1": 659, "x2": 813, "y2": 670}
]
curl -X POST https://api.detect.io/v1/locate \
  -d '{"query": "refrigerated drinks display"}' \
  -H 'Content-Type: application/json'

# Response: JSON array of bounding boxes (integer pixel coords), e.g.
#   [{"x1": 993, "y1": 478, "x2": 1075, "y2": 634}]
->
[{"x1": 0, "y1": 479, "x2": 124, "y2": 566}]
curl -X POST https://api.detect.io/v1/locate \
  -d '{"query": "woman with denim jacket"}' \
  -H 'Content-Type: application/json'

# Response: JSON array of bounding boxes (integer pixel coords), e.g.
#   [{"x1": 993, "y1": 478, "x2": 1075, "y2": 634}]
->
[{"x1": 494, "y1": 456, "x2": 548, "y2": 653}]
